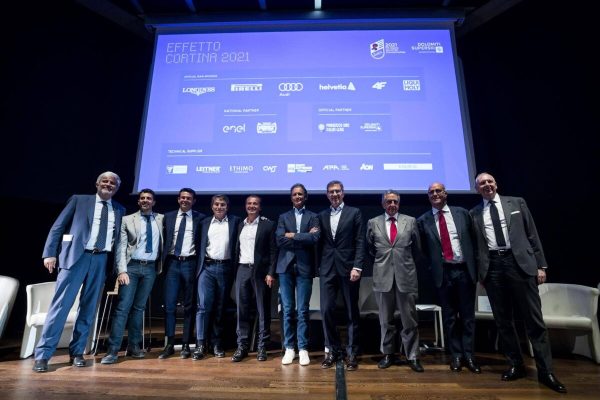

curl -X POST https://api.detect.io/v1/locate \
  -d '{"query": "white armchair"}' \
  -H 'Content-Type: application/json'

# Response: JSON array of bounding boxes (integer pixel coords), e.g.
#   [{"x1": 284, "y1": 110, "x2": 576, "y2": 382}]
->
[{"x1": 0, "y1": 275, "x2": 19, "y2": 340}]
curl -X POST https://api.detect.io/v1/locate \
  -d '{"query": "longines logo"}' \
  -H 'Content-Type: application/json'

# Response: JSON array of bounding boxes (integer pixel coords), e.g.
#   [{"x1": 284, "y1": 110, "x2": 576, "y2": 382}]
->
[{"x1": 181, "y1": 86, "x2": 215, "y2": 96}]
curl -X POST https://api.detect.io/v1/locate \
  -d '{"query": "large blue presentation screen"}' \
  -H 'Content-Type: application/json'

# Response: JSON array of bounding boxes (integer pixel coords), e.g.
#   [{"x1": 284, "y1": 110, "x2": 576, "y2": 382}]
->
[{"x1": 134, "y1": 25, "x2": 475, "y2": 194}]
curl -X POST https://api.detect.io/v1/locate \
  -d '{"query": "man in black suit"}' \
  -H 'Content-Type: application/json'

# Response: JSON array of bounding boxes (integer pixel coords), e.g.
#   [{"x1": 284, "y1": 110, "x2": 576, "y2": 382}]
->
[
  {"x1": 158, "y1": 188, "x2": 205, "y2": 359},
  {"x1": 470, "y1": 172, "x2": 566, "y2": 393},
  {"x1": 231, "y1": 195, "x2": 277, "y2": 362},
  {"x1": 192, "y1": 194, "x2": 240, "y2": 360},
  {"x1": 417, "y1": 182, "x2": 481, "y2": 373},
  {"x1": 318, "y1": 180, "x2": 365, "y2": 371}
]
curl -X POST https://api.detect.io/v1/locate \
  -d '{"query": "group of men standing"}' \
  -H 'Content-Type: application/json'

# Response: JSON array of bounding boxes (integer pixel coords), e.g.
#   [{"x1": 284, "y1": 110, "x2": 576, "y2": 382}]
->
[{"x1": 32, "y1": 172, "x2": 566, "y2": 393}]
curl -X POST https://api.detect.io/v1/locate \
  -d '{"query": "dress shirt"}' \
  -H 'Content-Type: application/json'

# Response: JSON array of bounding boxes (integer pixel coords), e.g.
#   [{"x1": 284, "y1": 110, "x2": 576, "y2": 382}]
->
[
  {"x1": 239, "y1": 217, "x2": 260, "y2": 264},
  {"x1": 330, "y1": 202, "x2": 344, "y2": 240},
  {"x1": 432, "y1": 206, "x2": 464, "y2": 263},
  {"x1": 294, "y1": 207, "x2": 305, "y2": 233},
  {"x1": 132, "y1": 213, "x2": 159, "y2": 261},
  {"x1": 86, "y1": 194, "x2": 115, "y2": 252},
  {"x1": 206, "y1": 216, "x2": 230, "y2": 260},
  {"x1": 170, "y1": 210, "x2": 195, "y2": 256},
  {"x1": 483, "y1": 194, "x2": 511, "y2": 250}
]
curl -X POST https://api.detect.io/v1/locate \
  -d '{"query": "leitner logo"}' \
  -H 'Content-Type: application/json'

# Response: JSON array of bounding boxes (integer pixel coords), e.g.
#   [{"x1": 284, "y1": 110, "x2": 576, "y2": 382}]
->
[{"x1": 278, "y1": 83, "x2": 303, "y2": 92}]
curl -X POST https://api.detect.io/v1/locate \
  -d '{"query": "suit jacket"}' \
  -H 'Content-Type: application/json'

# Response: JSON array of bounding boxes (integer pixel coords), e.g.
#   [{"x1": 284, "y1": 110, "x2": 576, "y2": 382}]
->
[
  {"x1": 235, "y1": 217, "x2": 278, "y2": 278},
  {"x1": 275, "y1": 209, "x2": 320, "y2": 277},
  {"x1": 162, "y1": 209, "x2": 205, "y2": 264},
  {"x1": 470, "y1": 195, "x2": 547, "y2": 281},
  {"x1": 116, "y1": 211, "x2": 165, "y2": 275},
  {"x1": 366, "y1": 213, "x2": 421, "y2": 293},
  {"x1": 318, "y1": 205, "x2": 365, "y2": 277},
  {"x1": 417, "y1": 206, "x2": 477, "y2": 288},
  {"x1": 42, "y1": 194, "x2": 125, "y2": 270},
  {"x1": 196, "y1": 215, "x2": 241, "y2": 277}
]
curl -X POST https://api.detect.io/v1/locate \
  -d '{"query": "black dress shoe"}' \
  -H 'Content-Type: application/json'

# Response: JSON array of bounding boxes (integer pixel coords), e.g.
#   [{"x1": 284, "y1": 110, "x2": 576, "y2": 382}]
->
[
  {"x1": 408, "y1": 359, "x2": 424, "y2": 372},
  {"x1": 180, "y1": 344, "x2": 192, "y2": 359},
  {"x1": 101, "y1": 352, "x2": 119, "y2": 364},
  {"x1": 450, "y1": 356, "x2": 462, "y2": 372},
  {"x1": 378, "y1": 354, "x2": 396, "y2": 369},
  {"x1": 158, "y1": 344, "x2": 175, "y2": 359},
  {"x1": 213, "y1": 345, "x2": 225, "y2": 358},
  {"x1": 231, "y1": 347, "x2": 248, "y2": 362},
  {"x1": 538, "y1": 373, "x2": 567, "y2": 393},
  {"x1": 192, "y1": 343, "x2": 206, "y2": 360},
  {"x1": 125, "y1": 346, "x2": 145, "y2": 358},
  {"x1": 70, "y1": 355, "x2": 87, "y2": 367},
  {"x1": 321, "y1": 352, "x2": 338, "y2": 369},
  {"x1": 257, "y1": 348, "x2": 267, "y2": 362},
  {"x1": 33, "y1": 359, "x2": 48, "y2": 372},
  {"x1": 465, "y1": 358, "x2": 482, "y2": 374},
  {"x1": 501, "y1": 365, "x2": 526, "y2": 381},
  {"x1": 345, "y1": 354, "x2": 358, "y2": 371}
]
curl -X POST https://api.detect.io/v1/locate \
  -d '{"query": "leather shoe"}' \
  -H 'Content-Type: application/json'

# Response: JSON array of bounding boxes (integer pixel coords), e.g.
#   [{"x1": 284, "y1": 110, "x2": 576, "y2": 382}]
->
[
  {"x1": 345, "y1": 354, "x2": 358, "y2": 371},
  {"x1": 321, "y1": 352, "x2": 338, "y2": 369},
  {"x1": 33, "y1": 359, "x2": 48, "y2": 372},
  {"x1": 180, "y1": 344, "x2": 192, "y2": 359},
  {"x1": 408, "y1": 359, "x2": 424, "y2": 373},
  {"x1": 70, "y1": 355, "x2": 87, "y2": 367},
  {"x1": 257, "y1": 348, "x2": 267, "y2": 362},
  {"x1": 158, "y1": 344, "x2": 175, "y2": 359},
  {"x1": 125, "y1": 346, "x2": 145, "y2": 359},
  {"x1": 538, "y1": 373, "x2": 567, "y2": 393},
  {"x1": 213, "y1": 345, "x2": 225, "y2": 358},
  {"x1": 231, "y1": 347, "x2": 248, "y2": 362},
  {"x1": 450, "y1": 356, "x2": 462, "y2": 372},
  {"x1": 378, "y1": 354, "x2": 396, "y2": 369},
  {"x1": 192, "y1": 342, "x2": 206, "y2": 361},
  {"x1": 101, "y1": 352, "x2": 119, "y2": 364},
  {"x1": 465, "y1": 358, "x2": 482, "y2": 374},
  {"x1": 501, "y1": 365, "x2": 526, "y2": 381}
]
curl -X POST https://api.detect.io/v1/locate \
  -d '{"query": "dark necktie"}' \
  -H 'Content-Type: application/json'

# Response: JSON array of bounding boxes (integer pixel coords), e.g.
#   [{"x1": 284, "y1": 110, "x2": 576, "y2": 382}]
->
[
  {"x1": 389, "y1": 217, "x2": 397, "y2": 244},
  {"x1": 94, "y1": 201, "x2": 108, "y2": 250},
  {"x1": 489, "y1": 200, "x2": 507, "y2": 247},
  {"x1": 144, "y1": 215, "x2": 153, "y2": 253},
  {"x1": 174, "y1": 213, "x2": 187, "y2": 256},
  {"x1": 437, "y1": 210, "x2": 454, "y2": 261}
]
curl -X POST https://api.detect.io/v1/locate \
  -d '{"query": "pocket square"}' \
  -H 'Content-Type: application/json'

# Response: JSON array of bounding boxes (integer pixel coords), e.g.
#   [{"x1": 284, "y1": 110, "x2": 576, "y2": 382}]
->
[{"x1": 510, "y1": 211, "x2": 521, "y2": 215}]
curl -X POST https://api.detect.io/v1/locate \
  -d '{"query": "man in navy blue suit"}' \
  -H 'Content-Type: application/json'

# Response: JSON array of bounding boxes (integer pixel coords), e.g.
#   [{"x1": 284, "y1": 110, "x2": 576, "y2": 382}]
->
[
  {"x1": 276, "y1": 183, "x2": 320, "y2": 366},
  {"x1": 34, "y1": 171, "x2": 125, "y2": 372},
  {"x1": 158, "y1": 188, "x2": 205, "y2": 359}
]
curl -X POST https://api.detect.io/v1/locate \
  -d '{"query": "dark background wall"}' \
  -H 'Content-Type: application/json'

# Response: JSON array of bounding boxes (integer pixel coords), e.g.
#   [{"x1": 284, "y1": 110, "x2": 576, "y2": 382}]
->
[{"x1": 1, "y1": 0, "x2": 597, "y2": 340}]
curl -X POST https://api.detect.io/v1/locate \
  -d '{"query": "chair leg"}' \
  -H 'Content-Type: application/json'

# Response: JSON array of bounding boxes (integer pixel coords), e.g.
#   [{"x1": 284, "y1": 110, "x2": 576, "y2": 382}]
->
[
  {"x1": 91, "y1": 295, "x2": 111, "y2": 355},
  {"x1": 592, "y1": 319, "x2": 600, "y2": 364},
  {"x1": 19, "y1": 325, "x2": 37, "y2": 359}
]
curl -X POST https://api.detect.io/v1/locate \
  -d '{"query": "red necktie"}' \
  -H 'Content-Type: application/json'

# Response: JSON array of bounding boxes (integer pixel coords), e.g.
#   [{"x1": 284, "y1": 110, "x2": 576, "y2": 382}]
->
[
  {"x1": 438, "y1": 210, "x2": 453, "y2": 261},
  {"x1": 389, "y1": 217, "x2": 397, "y2": 244}
]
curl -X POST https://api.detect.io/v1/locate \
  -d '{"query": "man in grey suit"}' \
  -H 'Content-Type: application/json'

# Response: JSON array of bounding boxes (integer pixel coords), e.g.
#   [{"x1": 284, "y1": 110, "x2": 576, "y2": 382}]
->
[
  {"x1": 366, "y1": 189, "x2": 424, "y2": 372},
  {"x1": 417, "y1": 182, "x2": 481, "y2": 373},
  {"x1": 101, "y1": 189, "x2": 164, "y2": 364},
  {"x1": 470, "y1": 172, "x2": 566, "y2": 393},
  {"x1": 34, "y1": 171, "x2": 125, "y2": 372}
]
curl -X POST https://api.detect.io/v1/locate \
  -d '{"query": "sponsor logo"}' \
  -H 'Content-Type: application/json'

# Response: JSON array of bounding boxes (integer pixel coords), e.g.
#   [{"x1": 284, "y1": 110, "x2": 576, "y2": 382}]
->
[
  {"x1": 370, "y1": 39, "x2": 385, "y2": 59},
  {"x1": 287, "y1": 164, "x2": 313, "y2": 173},
  {"x1": 402, "y1": 79, "x2": 421, "y2": 91},
  {"x1": 262, "y1": 165, "x2": 277, "y2": 173},
  {"x1": 411, "y1": 42, "x2": 444, "y2": 53},
  {"x1": 230, "y1": 83, "x2": 263, "y2": 92},
  {"x1": 256, "y1": 122, "x2": 277, "y2": 134},
  {"x1": 278, "y1": 82, "x2": 304, "y2": 92},
  {"x1": 322, "y1": 164, "x2": 350, "y2": 171},
  {"x1": 359, "y1": 163, "x2": 374, "y2": 171},
  {"x1": 318, "y1": 82, "x2": 356, "y2": 91},
  {"x1": 181, "y1": 86, "x2": 216, "y2": 96},
  {"x1": 372, "y1": 82, "x2": 387, "y2": 90},
  {"x1": 383, "y1": 163, "x2": 433, "y2": 170},
  {"x1": 166, "y1": 165, "x2": 188, "y2": 174},
  {"x1": 318, "y1": 122, "x2": 350, "y2": 133},
  {"x1": 223, "y1": 123, "x2": 246, "y2": 133},
  {"x1": 360, "y1": 122, "x2": 383, "y2": 132},
  {"x1": 195, "y1": 166, "x2": 221, "y2": 174},
  {"x1": 229, "y1": 165, "x2": 254, "y2": 174}
]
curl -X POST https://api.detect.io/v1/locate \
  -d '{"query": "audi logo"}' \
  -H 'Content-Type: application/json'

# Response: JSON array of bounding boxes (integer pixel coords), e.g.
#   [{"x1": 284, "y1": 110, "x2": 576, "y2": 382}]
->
[{"x1": 278, "y1": 82, "x2": 304, "y2": 92}]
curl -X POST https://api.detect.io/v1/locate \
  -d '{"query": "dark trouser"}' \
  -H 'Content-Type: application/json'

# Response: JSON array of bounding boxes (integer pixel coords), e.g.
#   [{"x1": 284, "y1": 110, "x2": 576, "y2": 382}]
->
[
  {"x1": 196, "y1": 261, "x2": 234, "y2": 346},
  {"x1": 235, "y1": 264, "x2": 271, "y2": 349},
  {"x1": 163, "y1": 257, "x2": 196, "y2": 344},
  {"x1": 485, "y1": 252, "x2": 553, "y2": 374}
]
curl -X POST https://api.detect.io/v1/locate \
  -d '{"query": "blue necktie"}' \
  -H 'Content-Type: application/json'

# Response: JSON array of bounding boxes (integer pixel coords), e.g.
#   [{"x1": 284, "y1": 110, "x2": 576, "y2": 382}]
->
[
  {"x1": 174, "y1": 213, "x2": 187, "y2": 256},
  {"x1": 144, "y1": 215, "x2": 153, "y2": 253},
  {"x1": 94, "y1": 201, "x2": 108, "y2": 250}
]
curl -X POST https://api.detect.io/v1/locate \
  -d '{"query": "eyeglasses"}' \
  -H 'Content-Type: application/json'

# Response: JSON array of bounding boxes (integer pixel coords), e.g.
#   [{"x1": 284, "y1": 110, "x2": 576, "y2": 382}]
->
[{"x1": 428, "y1": 189, "x2": 444, "y2": 195}]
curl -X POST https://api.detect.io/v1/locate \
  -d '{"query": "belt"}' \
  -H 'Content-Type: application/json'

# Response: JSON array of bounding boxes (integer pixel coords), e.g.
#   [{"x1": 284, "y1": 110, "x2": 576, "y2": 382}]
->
[
  {"x1": 489, "y1": 248, "x2": 512, "y2": 256},
  {"x1": 85, "y1": 248, "x2": 108, "y2": 254},
  {"x1": 239, "y1": 263, "x2": 254, "y2": 268},
  {"x1": 442, "y1": 261, "x2": 467, "y2": 267},
  {"x1": 205, "y1": 257, "x2": 228, "y2": 264},
  {"x1": 168, "y1": 255, "x2": 197, "y2": 261},
  {"x1": 130, "y1": 259, "x2": 155, "y2": 265}
]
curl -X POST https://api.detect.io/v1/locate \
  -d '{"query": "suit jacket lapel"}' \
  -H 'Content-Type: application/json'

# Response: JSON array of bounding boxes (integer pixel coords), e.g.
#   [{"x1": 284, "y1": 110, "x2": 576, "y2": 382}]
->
[
  {"x1": 425, "y1": 211, "x2": 440, "y2": 244},
  {"x1": 501, "y1": 197, "x2": 512, "y2": 229},
  {"x1": 396, "y1": 215, "x2": 408, "y2": 243},
  {"x1": 321, "y1": 210, "x2": 332, "y2": 240},
  {"x1": 87, "y1": 196, "x2": 95, "y2": 228}
]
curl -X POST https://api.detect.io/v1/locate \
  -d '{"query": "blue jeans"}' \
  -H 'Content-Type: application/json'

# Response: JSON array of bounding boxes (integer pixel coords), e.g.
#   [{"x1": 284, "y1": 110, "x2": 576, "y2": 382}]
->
[
  {"x1": 196, "y1": 261, "x2": 234, "y2": 346},
  {"x1": 279, "y1": 272, "x2": 313, "y2": 350},
  {"x1": 163, "y1": 258, "x2": 196, "y2": 343},
  {"x1": 107, "y1": 261, "x2": 156, "y2": 350}
]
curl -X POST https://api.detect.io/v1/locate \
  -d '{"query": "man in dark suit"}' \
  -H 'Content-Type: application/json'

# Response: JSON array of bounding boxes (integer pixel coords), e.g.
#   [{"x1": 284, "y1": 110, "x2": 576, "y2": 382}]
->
[
  {"x1": 192, "y1": 194, "x2": 240, "y2": 360},
  {"x1": 158, "y1": 188, "x2": 205, "y2": 359},
  {"x1": 34, "y1": 171, "x2": 125, "y2": 372},
  {"x1": 276, "y1": 183, "x2": 320, "y2": 366},
  {"x1": 319, "y1": 180, "x2": 365, "y2": 371},
  {"x1": 417, "y1": 182, "x2": 481, "y2": 373},
  {"x1": 470, "y1": 172, "x2": 566, "y2": 393},
  {"x1": 231, "y1": 195, "x2": 277, "y2": 362},
  {"x1": 367, "y1": 190, "x2": 424, "y2": 372}
]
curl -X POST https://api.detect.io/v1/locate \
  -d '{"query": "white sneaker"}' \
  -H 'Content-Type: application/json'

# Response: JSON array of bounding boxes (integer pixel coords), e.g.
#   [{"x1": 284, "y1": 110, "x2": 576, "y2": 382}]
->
[
  {"x1": 299, "y1": 350, "x2": 310, "y2": 366},
  {"x1": 282, "y1": 348, "x2": 296, "y2": 365}
]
